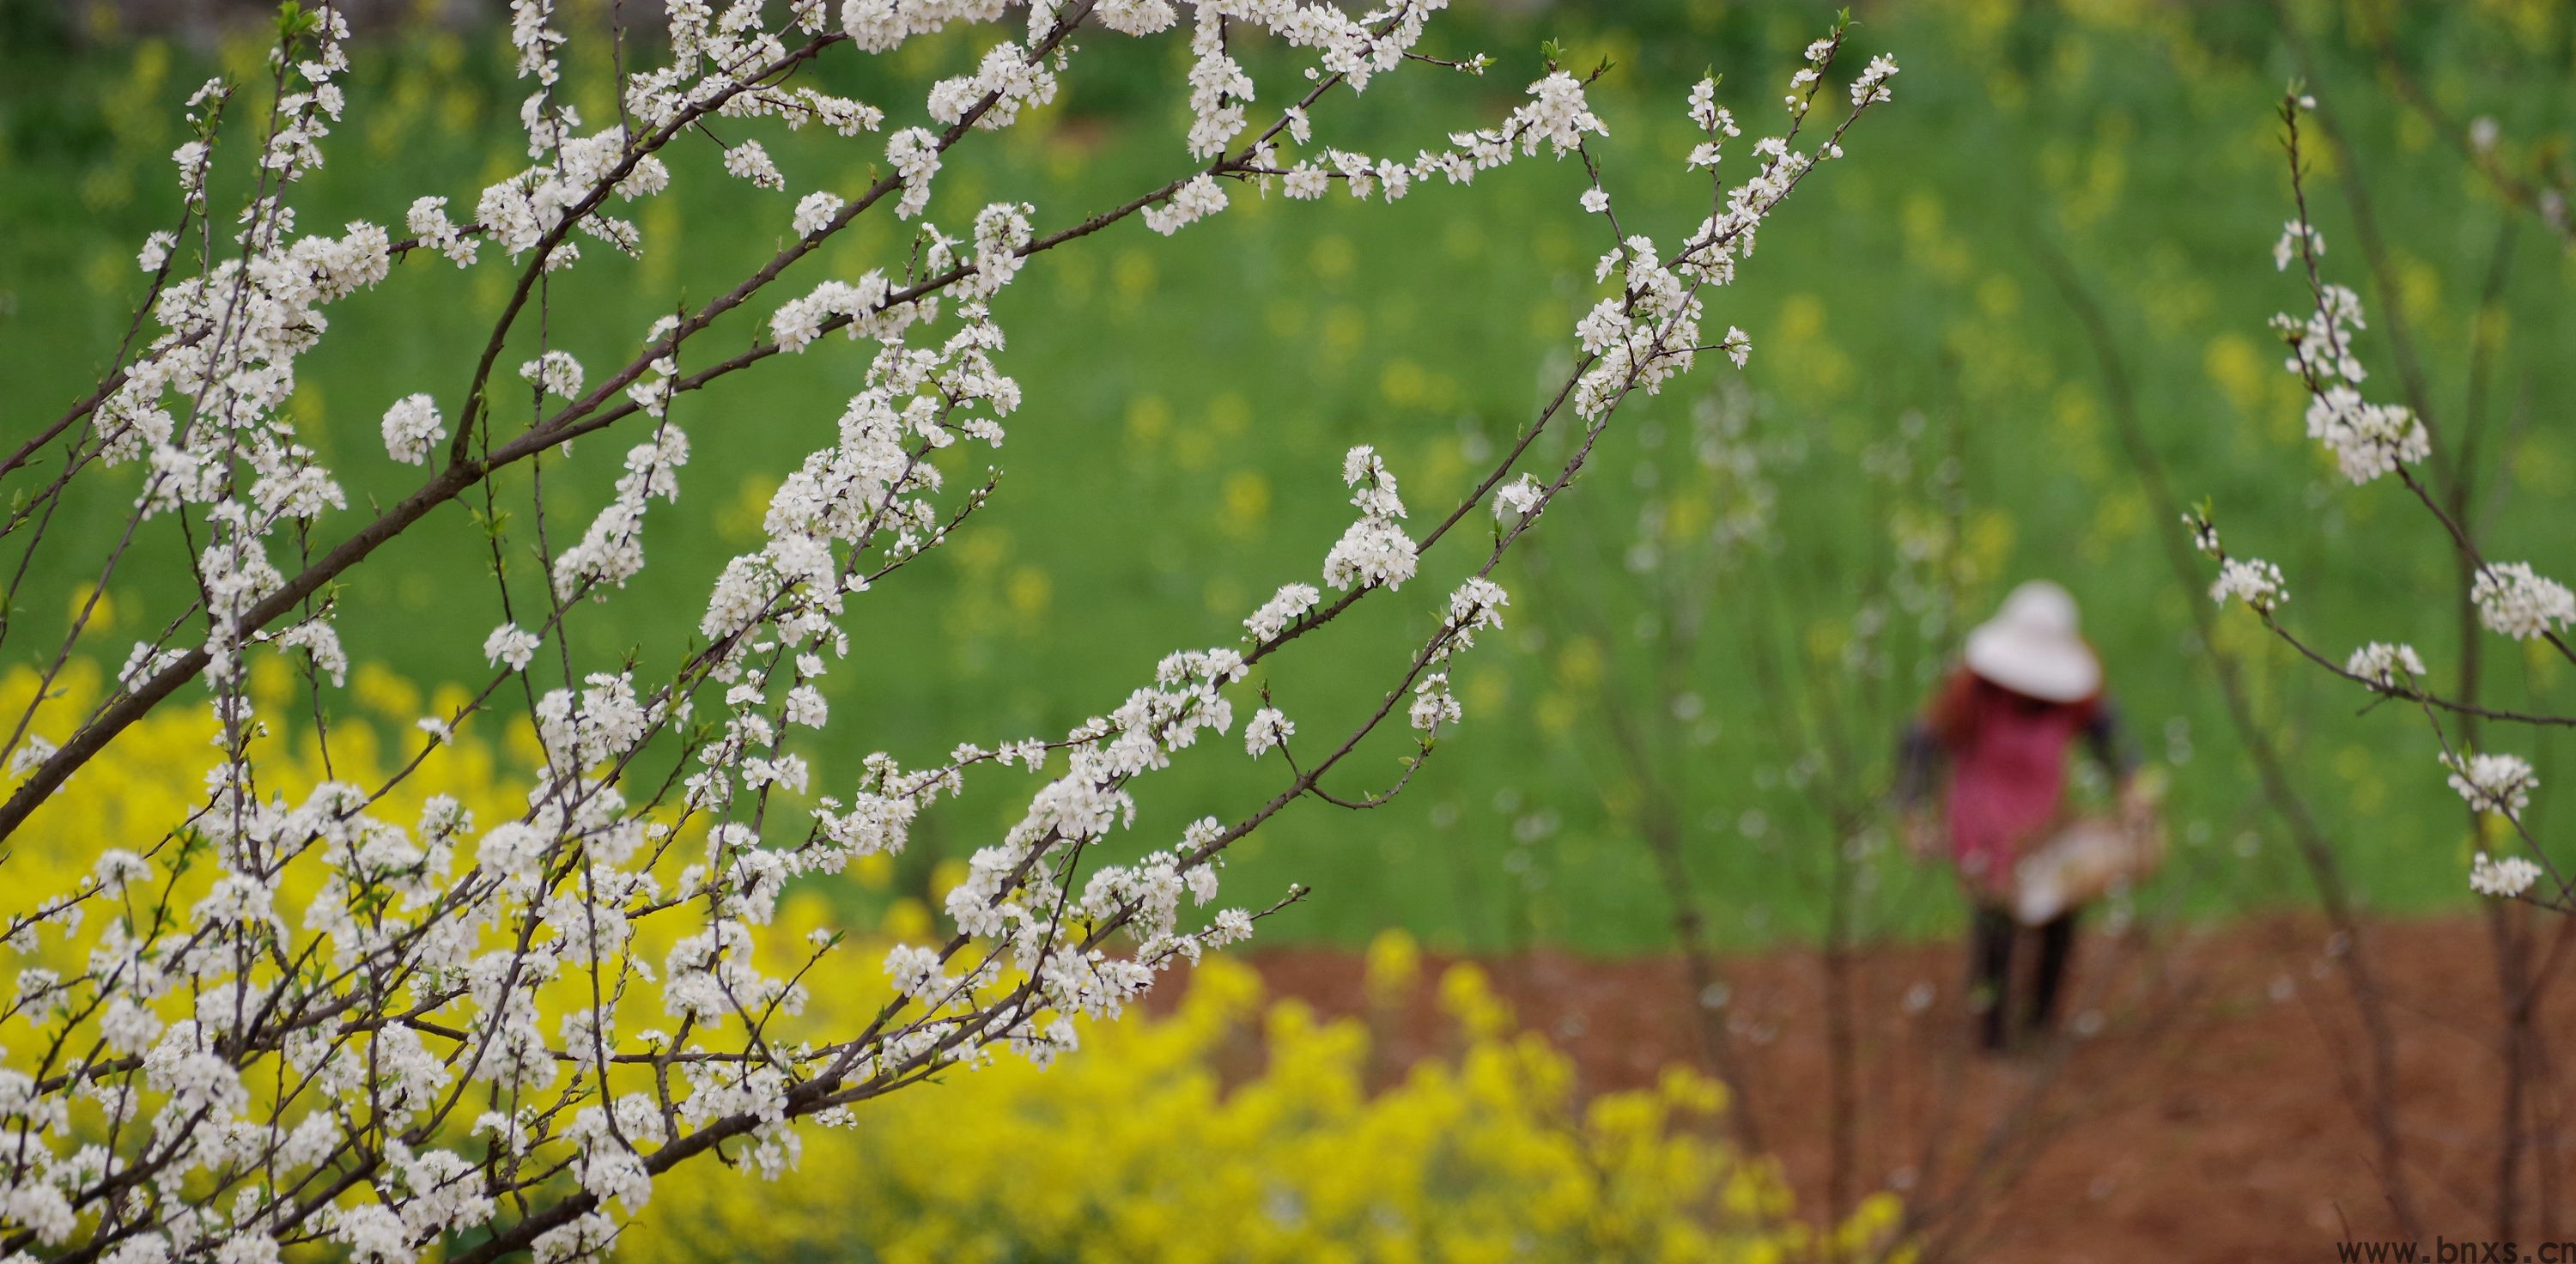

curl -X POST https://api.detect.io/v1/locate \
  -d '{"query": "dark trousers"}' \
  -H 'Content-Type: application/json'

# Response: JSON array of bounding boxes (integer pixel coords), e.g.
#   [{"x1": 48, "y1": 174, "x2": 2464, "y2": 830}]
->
[{"x1": 1968, "y1": 905, "x2": 2079, "y2": 1050}]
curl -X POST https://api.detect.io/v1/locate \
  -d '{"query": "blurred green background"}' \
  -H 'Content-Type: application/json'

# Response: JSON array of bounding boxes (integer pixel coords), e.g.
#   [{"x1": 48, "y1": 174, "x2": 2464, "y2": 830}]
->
[{"x1": 3, "y1": 0, "x2": 2572, "y2": 954}]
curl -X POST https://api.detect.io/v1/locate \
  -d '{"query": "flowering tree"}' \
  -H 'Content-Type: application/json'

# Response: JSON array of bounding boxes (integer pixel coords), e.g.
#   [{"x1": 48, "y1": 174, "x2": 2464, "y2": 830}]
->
[
  {"x1": 0, "y1": 1, "x2": 1895, "y2": 1259},
  {"x1": 2198, "y1": 89, "x2": 2571, "y2": 911}
]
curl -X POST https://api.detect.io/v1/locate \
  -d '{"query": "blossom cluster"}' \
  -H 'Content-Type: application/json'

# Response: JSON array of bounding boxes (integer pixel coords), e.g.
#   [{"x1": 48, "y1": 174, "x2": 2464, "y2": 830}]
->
[
  {"x1": 2446, "y1": 750, "x2": 2539, "y2": 819},
  {"x1": 2344, "y1": 641, "x2": 2427, "y2": 688},
  {"x1": 2208, "y1": 94, "x2": 2576, "y2": 909},
  {"x1": 2209, "y1": 556, "x2": 2287, "y2": 612},
  {"x1": 2268, "y1": 219, "x2": 2430, "y2": 483},
  {"x1": 2471, "y1": 562, "x2": 2576, "y2": 642},
  {"x1": 2472, "y1": 851, "x2": 2545, "y2": 899},
  {"x1": 0, "y1": 2, "x2": 1899, "y2": 1259}
]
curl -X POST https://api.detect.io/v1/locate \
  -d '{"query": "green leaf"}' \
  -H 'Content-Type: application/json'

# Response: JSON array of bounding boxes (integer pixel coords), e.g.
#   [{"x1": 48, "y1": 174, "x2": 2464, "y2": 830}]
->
[{"x1": 276, "y1": 1, "x2": 320, "y2": 40}]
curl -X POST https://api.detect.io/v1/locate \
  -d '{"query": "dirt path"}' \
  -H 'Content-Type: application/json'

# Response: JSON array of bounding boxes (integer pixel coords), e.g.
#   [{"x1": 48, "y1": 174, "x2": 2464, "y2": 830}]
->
[{"x1": 1235, "y1": 912, "x2": 2574, "y2": 1261}]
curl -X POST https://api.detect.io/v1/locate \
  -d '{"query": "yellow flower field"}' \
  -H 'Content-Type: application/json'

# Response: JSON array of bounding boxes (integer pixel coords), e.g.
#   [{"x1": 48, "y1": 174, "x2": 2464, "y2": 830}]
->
[{"x1": 0, "y1": 661, "x2": 1899, "y2": 1261}]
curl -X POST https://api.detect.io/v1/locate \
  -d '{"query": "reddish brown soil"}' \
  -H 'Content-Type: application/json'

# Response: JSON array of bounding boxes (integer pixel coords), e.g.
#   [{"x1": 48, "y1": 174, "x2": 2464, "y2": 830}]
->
[{"x1": 1227, "y1": 912, "x2": 2576, "y2": 1261}]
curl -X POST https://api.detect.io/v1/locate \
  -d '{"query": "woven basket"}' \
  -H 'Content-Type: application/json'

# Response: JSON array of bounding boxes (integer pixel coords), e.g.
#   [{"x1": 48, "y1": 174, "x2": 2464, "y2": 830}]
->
[{"x1": 2011, "y1": 770, "x2": 2167, "y2": 925}]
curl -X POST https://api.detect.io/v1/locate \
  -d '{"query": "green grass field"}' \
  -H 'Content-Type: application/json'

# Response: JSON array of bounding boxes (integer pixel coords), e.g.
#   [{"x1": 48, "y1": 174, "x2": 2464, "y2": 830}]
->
[{"x1": 5, "y1": 0, "x2": 2573, "y2": 953}]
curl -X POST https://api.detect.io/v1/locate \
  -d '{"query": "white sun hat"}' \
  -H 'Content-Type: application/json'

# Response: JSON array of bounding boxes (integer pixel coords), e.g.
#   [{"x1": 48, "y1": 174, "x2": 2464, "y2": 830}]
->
[{"x1": 1964, "y1": 580, "x2": 2101, "y2": 704}]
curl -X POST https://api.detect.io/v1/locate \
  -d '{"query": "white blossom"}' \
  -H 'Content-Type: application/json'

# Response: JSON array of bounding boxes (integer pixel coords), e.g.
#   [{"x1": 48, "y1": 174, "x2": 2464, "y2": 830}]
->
[
  {"x1": 2447, "y1": 750, "x2": 2538, "y2": 817},
  {"x1": 2471, "y1": 851, "x2": 2543, "y2": 898},
  {"x1": 886, "y1": 127, "x2": 941, "y2": 219},
  {"x1": 1493, "y1": 475, "x2": 1545, "y2": 522},
  {"x1": 484, "y1": 623, "x2": 542, "y2": 671},
  {"x1": 1849, "y1": 54, "x2": 1899, "y2": 106},
  {"x1": 380, "y1": 394, "x2": 445, "y2": 465},
  {"x1": 2473, "y1": 562, "x2": 2575, "y2": 642},
  {"x1": 1142, "y1": 173, "x2": 1228, "y2": 235},
  {"x1": 722, "y1": 139, "x2": 785, "y2": 191},
  {"x1": 137, "y1": 230, "x2": 176, "y2": 272},
  {"x1": 792, "y1": 190, "x2": 846, "y2": 238},
  {"x1": 1408, "y1": 672, "x2": 1461, "y2": 733},
  {"x1": 1245, "y1": 584, "x2": 1319, "y2": 643},
  {"x1": 1323, "y1": 447, "x2": 1416, "y2": 591},
  {"x1": 2210, "y1": 557, "x2": 2287, "y2": 611},
  {"x1": 2344, "y1": 641, "x2": 2427, "y2": 689},
  {"x1": 519, "y1": 349, "x2": 584, "y2": 401},
  {"x1": 2272, "y1": 218, "x2": 2324, "y2": 271},
  {"x1": 1244, "y1": 707, "x2": 1293, "y2": 758}
]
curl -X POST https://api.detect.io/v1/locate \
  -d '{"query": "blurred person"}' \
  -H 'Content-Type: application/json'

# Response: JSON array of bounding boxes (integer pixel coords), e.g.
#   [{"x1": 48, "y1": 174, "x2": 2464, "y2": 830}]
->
[{"x1": 1895, "y1": 580, "x2": 2143, "y2": 1053}]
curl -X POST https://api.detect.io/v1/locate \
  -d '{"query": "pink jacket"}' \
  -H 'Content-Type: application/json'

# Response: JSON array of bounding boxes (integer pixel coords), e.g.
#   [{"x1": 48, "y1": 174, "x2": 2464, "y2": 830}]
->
[{"x1": 1898, "y1": 669, "x2": 2126, "y2": 896}]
